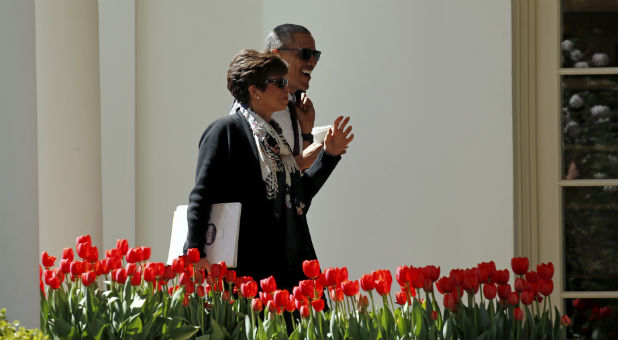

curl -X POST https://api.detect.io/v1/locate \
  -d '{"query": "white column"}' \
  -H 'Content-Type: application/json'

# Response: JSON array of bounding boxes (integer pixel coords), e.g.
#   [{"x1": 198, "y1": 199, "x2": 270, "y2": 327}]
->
[
  {"x1": 98, "y1": 0, "x2": 136, "y2": 250},
  {"x1": 0, "y1": 0, "x2": 39, "y2": 328}
]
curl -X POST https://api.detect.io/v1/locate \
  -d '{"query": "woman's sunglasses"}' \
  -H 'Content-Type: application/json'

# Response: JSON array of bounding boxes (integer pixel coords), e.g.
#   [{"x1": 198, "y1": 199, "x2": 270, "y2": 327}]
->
[
  {"x1": 274, "y1": 48, "x2": 321, "y2": 62},
  {"x1": 263, "y1": 78, "x2": 288, "y2": 89}
]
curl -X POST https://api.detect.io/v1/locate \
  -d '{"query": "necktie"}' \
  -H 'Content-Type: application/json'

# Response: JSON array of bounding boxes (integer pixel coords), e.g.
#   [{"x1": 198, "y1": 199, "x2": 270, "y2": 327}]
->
[{"x1": 287, "y1": 102, "x2": 301, "y2": 156}]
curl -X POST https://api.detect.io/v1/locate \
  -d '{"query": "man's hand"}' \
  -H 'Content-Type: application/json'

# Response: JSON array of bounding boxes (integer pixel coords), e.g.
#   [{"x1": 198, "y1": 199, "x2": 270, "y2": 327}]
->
[
  {"x1": 296, "y1": 92, "x2": 315, "y2": 134},
  {"x1": 324, "y1": 116, "x2": 354, "y2": 156},
  {"x1": 295, "y1": 142, "x2": 323, "y2": 170}
]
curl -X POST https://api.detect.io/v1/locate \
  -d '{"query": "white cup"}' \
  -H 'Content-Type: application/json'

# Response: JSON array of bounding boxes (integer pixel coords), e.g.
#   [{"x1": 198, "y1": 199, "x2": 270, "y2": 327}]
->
[{"x1": 312, "y1": 125, "x2": 331, "y2": 144}]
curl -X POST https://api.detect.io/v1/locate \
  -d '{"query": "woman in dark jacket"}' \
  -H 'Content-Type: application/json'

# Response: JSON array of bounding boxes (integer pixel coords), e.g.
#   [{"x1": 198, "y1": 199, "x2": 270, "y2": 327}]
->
[{"x1": 183, "y1": 49, "x2": 353, "y2": 289}]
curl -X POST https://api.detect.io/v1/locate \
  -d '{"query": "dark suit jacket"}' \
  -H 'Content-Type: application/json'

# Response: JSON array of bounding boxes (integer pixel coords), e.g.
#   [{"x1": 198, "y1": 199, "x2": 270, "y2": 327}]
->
[{"x1": 184, "y1": 111, "x2": 340, "y2": 288}]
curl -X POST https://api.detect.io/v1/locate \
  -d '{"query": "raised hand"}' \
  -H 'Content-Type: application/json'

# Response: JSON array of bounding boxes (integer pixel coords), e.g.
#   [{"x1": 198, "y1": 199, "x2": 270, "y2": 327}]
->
[
  {"x1": 324, "y1": 116, "x2": 354, "y2": 156},
  {"x1": 295, "y1": 92, "x2": 316, "y2": 134}
]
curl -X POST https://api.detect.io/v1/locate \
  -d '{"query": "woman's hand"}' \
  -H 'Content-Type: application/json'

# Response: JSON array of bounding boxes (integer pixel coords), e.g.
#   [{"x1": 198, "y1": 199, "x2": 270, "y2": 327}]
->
[
  {"x1": 324, "y1": 116, "x2": 354, "y2": 156},
  {"x1": 195, "y1": 257, "x2": 211, "y2": 273}
]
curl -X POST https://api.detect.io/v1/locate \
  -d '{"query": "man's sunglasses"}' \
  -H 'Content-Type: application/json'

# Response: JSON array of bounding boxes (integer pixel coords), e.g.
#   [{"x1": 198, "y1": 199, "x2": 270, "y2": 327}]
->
[
  {"x1": 274, "y1": 48, "x2": 321, "y2": 62},
  {"x1": 264, "y1": 78, "x2": 288, "y2": 89}
]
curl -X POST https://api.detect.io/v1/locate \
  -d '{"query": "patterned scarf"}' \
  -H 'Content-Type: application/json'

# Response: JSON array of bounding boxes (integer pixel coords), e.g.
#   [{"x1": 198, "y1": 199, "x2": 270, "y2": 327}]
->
[{"x1": 236, "y1": 104, "x2": 306, "y2": 215}]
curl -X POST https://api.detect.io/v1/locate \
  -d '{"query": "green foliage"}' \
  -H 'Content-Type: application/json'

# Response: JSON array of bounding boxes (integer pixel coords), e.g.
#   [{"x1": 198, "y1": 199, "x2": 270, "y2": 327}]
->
[{"x1": 0, "y1": 308, "x2": 49, "y2": 340}]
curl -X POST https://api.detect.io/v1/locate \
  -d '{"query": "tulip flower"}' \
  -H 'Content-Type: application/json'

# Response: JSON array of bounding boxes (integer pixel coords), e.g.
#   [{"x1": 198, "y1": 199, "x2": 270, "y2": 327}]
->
[
  {"x1": 493, "y1": 269, "x2": 509, "y2": 284},
  {"x1": 539, "y1": 280, "x2": 553, "y2": 296},
  {"x1": 436, "y1": 276, "x2": 454, "y2": 294},
  {"x1": 76, "y1": 234, "x2": 91, "y2": 246},
  {"x1": 360, "y1": 273, "x2": 375, "y2": 291},
  {"x1": 130, "y1": 273, "x2": 141, "y2": 286},
  {"x1": 449, "y1": 269, "x2": 464, "y2": 286},
  {"x1": 41, "y1": 251, "x2": 56, "y2": 268},
  {"x1": 81, "y1": 271, "x2": 96, "y2": 286},
  {"x1": 483, "y1": 282, "x2": 497, "y2": 300},
  {"x1": 197, "y1": 285, "x2": 205, "y2": 298},
  {"x1": 396, "y1": 265, "x2": 411, "y2": 286},
  {"x1": 126, "y1": 248, "x2": 142, "y2": 263},
  {"x1": 525, "y1": 271, "x2": 539, "y2": 283},
  {"x1": 140, "y1": 246, "x2": 151, "y2": 261},
  {"x1": 375, "y1": 279, "x2": 391, "y2": 296},
  {"x1": 511, "y1": 257, "x2": 529, "y2": 276},
  {"x1": 443, "y1": 293, "x2": 457, "y2": 312},
  {"x1": 300, "y1": 305, "x2": 309, "y2": 318},
  {"x1": 521, "y1": 290, "x2": 534, "y2": 305},
  {"x1": 507, "y1": 292, "x2": 519, "y2": 306},
  {"x1": 430, "y1": 310, "x2": 438, "y2": 321},
  {"x1": 330, "y1": 287, "x2": 344, "y2": 302},
  {"x1": 299, "y1": 279, "x2": 314, "y2": 298},
  {"x1": 410, "y1": 267, "x2": 425, "y2": 289},
  {"x1": 260, "y1": 275, "x2": 277, "y2": 294},
  {"x1": 560, "y1": 315, "x2": 571, "y2": 327},
  {"x1": 285, "y1": 296, "x2": 296, "y2": 313},
  {"x1": 70, "y1": 261, "x2": 83, "y2": 276},
  {"x1": 514, "y1": 307, "x2": 524, "y2": 321},
  {"x1": 172, "y1": 257, "x2": 185, "y2": 274},
  {"x1": 324, "y1": 267, "x2": 338, "y2": 286},
  {"x1": 62, "y1": 248, "x2": 74, "y2": 261},
  {"x1": 116, "y1": 239, "x2": 129, "y2": 255},
  {"x1": 462, "y1": 271, "x2": 479, "y2": 294},
  {"x1": 396, "y1": 291, "x2": 409, "y2": 305},
  {"x1": 537, "y1": 262, "x2": 554, "y2": 280},
  {"x1": 423, "y1": 265, "x2": 440, "y2": 282},
  {"x1": 274, "y1": 289, "x2": 290, "y2": 309},
  {"x1": 342, "y1": 280, "x2": 359, "y2": 297},
  {"x1": 514, "y1": 277, "x2": 527, "y2": 292},
  {"x1": 126, "y1": 263, "x2": 138, "y2": 276},
  {"x1": 187, "y1": 248, "x2": 200, "y2": 263},
  {"x1": 225, "y1": 269, "x2": 236, "y2": 284},
  {"x1": 143, "y1": 266, "x2": 156, "y2": 282},
  {"x1": 240, "y1": 280, "x2": 258, "y2": 298},
  {"x1": 497, "y1": 284, "x2": 511, "y2": 300},
  {"x1": 182, "y1": 294, "x2": 190, "y2": 306},
  {"x1": 302, "y1": 259, "x2": 320, "y2": 279},
  {"x1": 311, "y1": 298, "x2": 324, "y2": 312},
  {"x1": 179, "y1": 272, "x2": 190, "y2": 286},
  {"x1": 113, "y1": 268, "x2": 127, "y2": 284}
]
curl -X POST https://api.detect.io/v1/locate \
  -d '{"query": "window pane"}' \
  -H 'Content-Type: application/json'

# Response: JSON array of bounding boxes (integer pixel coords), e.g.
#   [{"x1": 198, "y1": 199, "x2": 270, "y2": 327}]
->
[
  {"x1": 561, "y1": 0, "x2": 618, "y2": 68},
  {"x1": 562, "y1": 75, "x2": 618, "y2": 180},
  {"x1": 563, "y1": 187, "x2": 618, "y2": 291},
  {"x1": 565, "y1": 298, "x2": 618, "y2": 339}
]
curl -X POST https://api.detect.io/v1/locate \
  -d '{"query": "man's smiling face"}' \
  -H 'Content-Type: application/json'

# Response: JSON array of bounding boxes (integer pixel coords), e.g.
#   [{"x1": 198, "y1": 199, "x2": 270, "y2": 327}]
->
[{"x1": 278, "y1": 33, "x2": 317, "y2": 92}]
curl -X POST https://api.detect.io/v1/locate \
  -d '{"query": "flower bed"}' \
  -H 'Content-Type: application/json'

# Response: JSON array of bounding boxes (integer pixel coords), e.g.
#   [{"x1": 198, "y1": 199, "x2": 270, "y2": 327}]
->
[{"x1": 39, "y1": 235, "x2": 571, "y2": 339}]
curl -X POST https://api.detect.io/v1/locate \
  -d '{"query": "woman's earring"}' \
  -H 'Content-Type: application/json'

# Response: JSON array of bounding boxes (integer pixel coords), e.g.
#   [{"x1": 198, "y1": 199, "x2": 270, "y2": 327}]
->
[{"x1": 256, "y1": 95, "x2": 260, "y2": 100}]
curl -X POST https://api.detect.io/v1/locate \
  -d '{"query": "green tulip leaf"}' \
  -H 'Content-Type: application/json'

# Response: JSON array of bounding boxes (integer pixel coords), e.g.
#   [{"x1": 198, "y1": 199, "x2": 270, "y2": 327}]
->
[
  {"x1": 163, "y1": 325, "x2": 200, "y2": 340},
  {"x1": 130, "y1": 295, "x2": 146, "y2": 312},
  {"x1": 442, "y1": 316, "x2": 453, "y2": 340}
]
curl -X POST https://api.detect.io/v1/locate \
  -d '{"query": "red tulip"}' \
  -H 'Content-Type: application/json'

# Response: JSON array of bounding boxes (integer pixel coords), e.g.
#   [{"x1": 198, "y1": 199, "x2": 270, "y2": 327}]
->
[
  {"x1": 87, "y1": 246, "x2": 99, "y2": 262},
  {"x1": 462, "y1": 271, "x2": 479, "y2": 293},
  {"x1": 330, "y1": 287, "x2": 344, "y2": 302},
  {"x1": 113, "y1": 268, "x2": 127, "y2": 283},
  {"x1": 514, "y1": 307, "x2": 524, "y2": 321},
  {"x1": 182, "y1": 294, "x2": 190, "y2": 306},
  {"x1": 443, "y1": 293, "x2": 457, "y2": 312},
  {"x1": 76, "y1": 235, "x2": 91, "y2": 246},
  {"x1": 130, "y1": 272, "x2": 141, "y2": 286},
  {"x1": 210, "y1": 263, "x2": 222, "y2": 279},
  {"x1": 511, "y1": 257, "x2": 529, "y2": 276},
  {"x1": 497, "y1": 284, "x2": 511, "y2": 300},
  {"x1": 521, "y1": 290, "x2": 534, "y2": 305},
  {"x1": 302, "y1": 259, "x2": 320, "y2": 279},
  {"x1": 507, "y1": 292, "x2": 519, "y2": 306},
  {"x1": 41, "y1": 251, "x2": 56, "y2": 268},
  {"x1": 525, "y1": 271, "x2": 539, "y2": 283},
  {"x1": 116, "y1": 239, "x2": 129, "y2": 255},
  {"x1": 514, "y1": 278, "x2": 527, "y2": 292},
  {"x1": 187, "y1": 248, "x2": 200, "y2": 263},
  {"x1": 423, "y1": 265, "x2": 440, "y2": 282},
  {"x1": 375, "y1": 279, "x2": 391, "y2": 295},
  {"x1": 560, "y1": 315, "x2": 571, "y2": 327},
  {"x1": 342, "y1": 280, "x2": 359, "y2": 297},
  {"x1": 140, "y1": 246, "x2": 151, "y2": 261},
  {"x1": 358, "y1": 295, "x2": 370, "y2": 311},
  {"x1": 70, "y1": 261, "x2": 83, "y2": 276},
  {"x1": 260, "y1": 275, "x2": 277, "y2": 294},
  {"x1": 476, "y1": 262, "x2": 495, "y2": 284},
  {"x1": 339, "y1": 267, "x2": 349, "y2": 283},
  {"x1": 143, "y1": 266, "x2": 156, "y2": 282},
  {"x1": 240, "y1": 280, "x2": 258, "y2": 298},
  {"x1": 539, "y1": 279, "x2": 553, "y2": 296},
  {"x1": 126, "y1": 248, "x2": 142, "y2": 263},
  {"x1": 172, "y1": 257, "x2": 185, "y2": 274},
  {"x1": 126, "y1": 263, "x2": 138, "y2": 276},
  {"x1": 449, "y1": 269, "x2": 464, "y2": 286},
  {"x1": 494, "y1": 269, "x2": 509, "y2": 284},
  {"x1": 396, "y1": 291, "x2": 409, "y2": 305},
  {"x1": 430, "y1": 310, "x2": 438, "y2": 321},
  {"x1": 360, "y1": 273, "x2": 375, "y2": 291},
  {"x1": 410, "y1": 267, "x2": 425, "y2": 289},
  {"x1": 436, "y1": 277, "x2": 454, "y2": 294},
  {"x1": 81, "y1": 271, "x2": 96, "y2": 286},
  {"x1": 186, "y1": 282, "x2": 196, "y2": 295},
  {"x1": 483, "y1": 282, "x2": 497, "y2": 300},
  {"x1": 298, "y1": 279, "x2": 314, "y2": 298},
  {"x1": 295, "y1": 296, "x2": 309, "y2": 310},
  {"x1": 396, "y1": 265, "x2": 411, "y2": 286},
  {"x1": 267, "y1": 300, "x2": 279, "y2": 314},
  {"x1": 373, "y1": 269, "x2": 392, "y2": 290},
  {"x1": 62, "y1": 248, "x2": 74, "y2": 261},
  {"x1": 49, "y1": 276, "x2": 61, "y2": 290},
  {"x1": 274, "y1": 289, "x2": 290, "y2": 309},
  {"x1": 179, "y1": 272, "x2": 190, "y2": 286},
  {"x1": 60, "y1": 259, "x2": 71, "y2": 274},
  {"x1": 324, "y1": 268, "x2": 338, "y2": 286},
  {"x1": 311, "y1": 298, "x2": 324, "y2": 312},
  {"x1": 536, "y1": 263, "x2": 554, "y2": 281},
  {"x1": 285, "y1": 296, "x2": 296, "y2": 313},
  {"x1": 300, "y1": 305, "x2": 309, "y2": 318},
  {"x1": 225, "y1": 269, "x2": 236, "y2": 284},
  {"x1": 197, "y1": 285, "x2": 205, "y2": 298}
]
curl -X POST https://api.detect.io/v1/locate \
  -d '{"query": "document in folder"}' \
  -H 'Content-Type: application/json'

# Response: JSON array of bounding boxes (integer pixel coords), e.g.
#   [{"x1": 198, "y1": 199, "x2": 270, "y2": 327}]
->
[{"x1": 167, "y1": 203, "x2": 242, "y2": 267}]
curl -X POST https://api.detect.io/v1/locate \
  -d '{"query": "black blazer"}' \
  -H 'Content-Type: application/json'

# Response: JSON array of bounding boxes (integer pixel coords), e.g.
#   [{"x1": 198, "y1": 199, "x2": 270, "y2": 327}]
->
[{"x1": 184, "y1": 111, "x2": 340, "y2": 287}]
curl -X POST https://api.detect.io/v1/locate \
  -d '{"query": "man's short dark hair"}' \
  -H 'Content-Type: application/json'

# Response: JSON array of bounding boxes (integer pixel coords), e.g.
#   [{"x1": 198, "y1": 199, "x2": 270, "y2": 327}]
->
[
  {"x1": 227, "y1": 49, "x2": 288, "y2": 105},
  {"x1": 265, "y1": 24, "x2": 312, "y2": 50}
]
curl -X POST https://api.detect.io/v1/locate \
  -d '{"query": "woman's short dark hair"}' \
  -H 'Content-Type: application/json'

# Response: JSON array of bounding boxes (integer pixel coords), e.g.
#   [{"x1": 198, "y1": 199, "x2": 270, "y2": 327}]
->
[{"x1": 227, "y1": 49, "x2": 288, "y2": 105}]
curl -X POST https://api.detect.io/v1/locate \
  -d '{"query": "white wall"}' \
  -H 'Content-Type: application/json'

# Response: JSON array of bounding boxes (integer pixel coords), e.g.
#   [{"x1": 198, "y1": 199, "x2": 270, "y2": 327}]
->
[
  {"x1": 261, "y1": 0, "x2": 514, "y2": 280},
  {"x1": 135, "y1": 1, "x2": 263, "y2": 258},
  {"x1": 0, "y1": 0, "x2": 39, "y2": 328}
]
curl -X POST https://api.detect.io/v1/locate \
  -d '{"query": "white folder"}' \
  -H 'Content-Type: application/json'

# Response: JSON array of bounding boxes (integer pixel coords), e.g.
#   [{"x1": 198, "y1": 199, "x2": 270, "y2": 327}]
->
[{"x1": 167, "y1": 203, "x2": 242, "y2": 267}]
